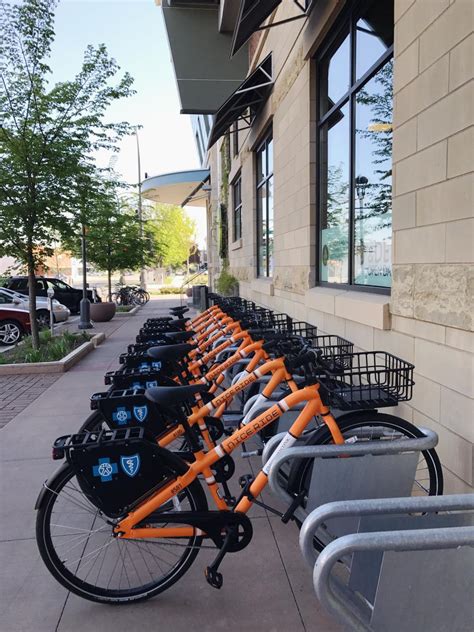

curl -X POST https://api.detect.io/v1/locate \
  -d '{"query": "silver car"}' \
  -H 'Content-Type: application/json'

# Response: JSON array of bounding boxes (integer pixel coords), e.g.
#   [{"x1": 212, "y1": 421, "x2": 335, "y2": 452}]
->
[{"x1": 0, "y1": 287, "x2": 70, "y2": 326}]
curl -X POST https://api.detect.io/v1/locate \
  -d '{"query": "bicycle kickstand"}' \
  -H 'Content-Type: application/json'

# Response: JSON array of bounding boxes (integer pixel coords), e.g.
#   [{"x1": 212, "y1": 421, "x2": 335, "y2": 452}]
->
[{"x1": 204, "y1": 527, "x2": 235, "y2": 589}]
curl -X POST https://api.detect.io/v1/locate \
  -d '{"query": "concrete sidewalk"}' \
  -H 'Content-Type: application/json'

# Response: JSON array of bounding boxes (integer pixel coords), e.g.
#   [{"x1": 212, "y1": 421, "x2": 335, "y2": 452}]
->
[{"x1": 0, "y1": 297, "x2": 339, "y2": 632}]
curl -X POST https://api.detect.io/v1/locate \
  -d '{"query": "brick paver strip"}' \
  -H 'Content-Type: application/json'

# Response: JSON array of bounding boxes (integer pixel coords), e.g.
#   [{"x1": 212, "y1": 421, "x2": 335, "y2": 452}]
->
[{"x1": 0, "y1": 374, "x2": 61, "y2": 429}]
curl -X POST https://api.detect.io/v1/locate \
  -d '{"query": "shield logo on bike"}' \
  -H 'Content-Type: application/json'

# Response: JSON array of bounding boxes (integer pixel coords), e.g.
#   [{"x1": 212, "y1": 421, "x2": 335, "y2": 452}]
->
[
  {"x1": 133, "y1": 405, "x2": 148, "y2": 423},
  {"x1": 120, "y1": 454, "x2": 141, "y2": 478}
]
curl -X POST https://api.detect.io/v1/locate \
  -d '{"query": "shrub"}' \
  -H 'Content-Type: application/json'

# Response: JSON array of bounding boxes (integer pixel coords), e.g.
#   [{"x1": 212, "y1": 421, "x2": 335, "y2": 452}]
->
[
  {"x1": 159, "y1": 287, "x2": 183, "y2": 295},
  {"x1": 216, "y1": 268, "x2": 239, "y2": 296}
]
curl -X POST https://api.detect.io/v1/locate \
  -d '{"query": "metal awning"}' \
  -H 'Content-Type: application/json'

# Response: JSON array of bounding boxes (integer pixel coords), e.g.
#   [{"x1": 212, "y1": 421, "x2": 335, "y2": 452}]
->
[
  {"x1": 207, "y1": 53, "x2": 273, "y2": 148},
  {"x1": 231, "y1": 0, "x2": 316, "y2": 57},
  {"x1": 141, "y1": 169, "x2": 210, "y2": 207},
  {"x1": 159, "y1": 2, "x2": 248, "y2": 114}
]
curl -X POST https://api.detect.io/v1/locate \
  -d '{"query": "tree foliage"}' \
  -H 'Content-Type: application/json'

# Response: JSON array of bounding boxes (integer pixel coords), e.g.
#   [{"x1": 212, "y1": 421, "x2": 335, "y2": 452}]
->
[
  {"x1": 0, "y1": 0, "x2": 135, "y2": 346},
  {"x1": 63, "y1": 186, "x2": 162, "y2": 299},
  {"x1": 149, "y1": 204, "x2": 196, "y2": 269}
]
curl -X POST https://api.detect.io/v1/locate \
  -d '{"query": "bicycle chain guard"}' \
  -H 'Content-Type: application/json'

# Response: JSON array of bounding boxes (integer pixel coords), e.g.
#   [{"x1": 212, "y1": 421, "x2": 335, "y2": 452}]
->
[{"x1": 136, "y1": 510, "x2": 253, "y2": 552}]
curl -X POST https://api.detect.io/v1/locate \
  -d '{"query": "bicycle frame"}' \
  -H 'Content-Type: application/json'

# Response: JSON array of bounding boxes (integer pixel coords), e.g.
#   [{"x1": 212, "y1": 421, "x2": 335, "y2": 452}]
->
[
  {"x1": 156, "y1": 352, "x2": 300, "y2": 452},
  {"x1": 115, "y1": 383, "x2": 344, "y2": 540}
]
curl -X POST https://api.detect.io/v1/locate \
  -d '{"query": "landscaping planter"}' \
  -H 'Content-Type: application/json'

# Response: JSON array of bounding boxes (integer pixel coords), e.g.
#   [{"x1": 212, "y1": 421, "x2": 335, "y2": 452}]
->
[
  {"x1": 0, "y1": 333, "x2": 105, "y2": 375},
  {"x1": 90, "y1": 302, "x2": 116, "y2": 322}
]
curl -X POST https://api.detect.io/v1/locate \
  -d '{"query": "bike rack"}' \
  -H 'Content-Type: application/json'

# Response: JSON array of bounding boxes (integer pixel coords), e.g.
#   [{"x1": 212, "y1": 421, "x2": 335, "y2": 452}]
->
[
  {"x1": 299, "y1": 495, "x2": 474, "y2": 632},
  {"x1": 264, "y1": 428, "x2": 439, "y2": 527}
]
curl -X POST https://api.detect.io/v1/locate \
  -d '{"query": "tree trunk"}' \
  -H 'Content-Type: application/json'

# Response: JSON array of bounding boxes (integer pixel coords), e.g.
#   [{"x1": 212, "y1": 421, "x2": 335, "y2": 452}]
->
[
  {"x1": 108, "y1": 268, "x2": 112, "y2": 302},
  {"x1": 27, "y1": 251, "x2": 40, "y2": 349}
]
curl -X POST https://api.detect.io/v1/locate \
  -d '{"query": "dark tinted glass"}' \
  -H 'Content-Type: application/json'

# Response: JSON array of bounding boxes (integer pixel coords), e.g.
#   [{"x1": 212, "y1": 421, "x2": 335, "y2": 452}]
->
[{"x1": 320, "y1": 34, "x2": 350, "y2": 115}]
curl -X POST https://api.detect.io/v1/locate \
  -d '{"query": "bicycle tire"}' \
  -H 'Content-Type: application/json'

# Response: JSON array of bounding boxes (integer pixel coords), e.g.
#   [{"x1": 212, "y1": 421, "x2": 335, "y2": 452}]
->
[
  {"x1": 78, "y1": 410, "x2": 106, "y2": 433},
  {"x1": 36, "y1": 461, "x2": 208, "y2": 604},
  {"x1": 286, "y1": 412, "x2": 443, "y2": 547},
  {"x1": 134, "y1": 292, "x2": 146, "y2": 306}
]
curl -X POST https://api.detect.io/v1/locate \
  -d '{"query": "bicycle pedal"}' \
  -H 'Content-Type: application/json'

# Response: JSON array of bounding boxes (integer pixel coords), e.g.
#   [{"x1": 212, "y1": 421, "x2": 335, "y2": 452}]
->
[
  {"x1": 205, "y1": 567, "x2": 223, "y2": 589},
  {"x1": 241, "y1": 449, "x2": 261, "y2": 459},
  {"x1": 223, "y1": 427, "x2": 235, "y2": 436},
  {"x1": 238, "y1": 474, "x2": 253, "y2": 489}
]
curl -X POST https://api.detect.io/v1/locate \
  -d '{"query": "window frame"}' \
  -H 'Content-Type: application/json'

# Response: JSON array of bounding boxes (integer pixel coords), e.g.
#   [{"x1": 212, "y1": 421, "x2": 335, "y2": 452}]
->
[
  {"x1": 256, "y1": 129, "x2": 274, "y2": 278},
  {"x1": 316, "y1": 0, "x2": 394, "y2": 295},
  {"x1": 232, "y1": 171, "x2": 242, "y2": 242}
]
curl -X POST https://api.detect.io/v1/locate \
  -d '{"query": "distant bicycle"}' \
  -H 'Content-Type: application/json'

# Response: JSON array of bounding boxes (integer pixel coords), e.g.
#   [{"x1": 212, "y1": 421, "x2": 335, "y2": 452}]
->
[{"x1": 111, "y1": 285, "x2": 150, "y2": 306}]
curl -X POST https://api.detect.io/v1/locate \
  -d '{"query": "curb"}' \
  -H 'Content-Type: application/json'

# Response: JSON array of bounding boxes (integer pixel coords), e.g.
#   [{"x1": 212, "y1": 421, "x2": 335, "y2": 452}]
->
[
  {"x1": 0, "y1": 332, "x2": 105, "y2": 375},
  {"x1": 115, "y1": 305, "x2": 141, "y2": 317}
]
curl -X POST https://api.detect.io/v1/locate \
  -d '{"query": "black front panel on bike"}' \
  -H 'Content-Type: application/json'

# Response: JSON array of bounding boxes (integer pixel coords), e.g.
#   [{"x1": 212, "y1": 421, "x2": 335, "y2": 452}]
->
[
  {"x1": 63, "y1": 429, "x2": 185, "y2": 518},
  {"x1": 91, "y1": 388, "x2": 176, "y2": 437}
]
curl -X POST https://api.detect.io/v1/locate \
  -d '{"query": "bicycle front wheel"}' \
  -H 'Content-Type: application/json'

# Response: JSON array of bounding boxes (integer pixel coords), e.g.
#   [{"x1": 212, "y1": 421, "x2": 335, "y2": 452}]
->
[
  {"x1": 36, "y1": 463, "x2": 208, "y2": 604},
  {"x1": 287, "y1": 411, "x2": 443, "y2": 504}
]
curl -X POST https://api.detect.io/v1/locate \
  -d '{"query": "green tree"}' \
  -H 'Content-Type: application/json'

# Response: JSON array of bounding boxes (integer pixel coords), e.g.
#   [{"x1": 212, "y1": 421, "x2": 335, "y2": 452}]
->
[
  {"x1": 0, "y1": 0, "x2": 134, "y2": 347},
  {"x1": 150, "y1": 204, "x2": 196, "y2": 270},
  {"x1": 63, "y1": 185, "x2": 161, "y2": 301}
]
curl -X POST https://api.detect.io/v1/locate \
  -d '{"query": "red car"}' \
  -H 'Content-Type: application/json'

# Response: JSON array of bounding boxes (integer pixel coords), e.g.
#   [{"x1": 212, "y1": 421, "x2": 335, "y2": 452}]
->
[{"x1": 0, "y1": 306, "x2": 31, "y2": 346}]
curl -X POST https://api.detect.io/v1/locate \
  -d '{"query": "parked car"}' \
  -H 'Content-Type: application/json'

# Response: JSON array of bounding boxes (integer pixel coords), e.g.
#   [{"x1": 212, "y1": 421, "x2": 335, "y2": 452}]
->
[
  {"x1": 0, "y1": 306, "x2": 31, "y2": 346},
  {"x1": 3, "y1": 277, "x2": 100, "y2": 314},
  {"x1": 0, "y1": 287, "x2": 70, "y2": 326}
]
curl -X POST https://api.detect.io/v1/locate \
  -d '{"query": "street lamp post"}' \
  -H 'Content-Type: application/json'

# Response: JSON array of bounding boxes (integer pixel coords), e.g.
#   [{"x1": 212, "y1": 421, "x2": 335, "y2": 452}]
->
[
  {"x1": 355, "y1": 175, "x2": 369, "y2": 266},
  {"x1": 135, "y1": 128, "x2": 146, "y2": 290},
  {"x1": 78, "y1": 221, "x2": 93, "y2": 329}
]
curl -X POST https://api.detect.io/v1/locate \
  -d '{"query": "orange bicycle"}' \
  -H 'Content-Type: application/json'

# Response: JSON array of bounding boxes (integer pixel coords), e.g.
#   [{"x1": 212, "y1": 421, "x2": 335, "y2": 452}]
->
[{"x1": 35, "y1": 336, "x2": 442, "y2": 604}]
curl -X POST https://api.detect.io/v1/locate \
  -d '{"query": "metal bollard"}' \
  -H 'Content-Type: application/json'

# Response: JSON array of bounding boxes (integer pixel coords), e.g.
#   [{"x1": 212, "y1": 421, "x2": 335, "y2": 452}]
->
[{"x1": 47, "y1": 287, "x2": 55, "y2": 336}]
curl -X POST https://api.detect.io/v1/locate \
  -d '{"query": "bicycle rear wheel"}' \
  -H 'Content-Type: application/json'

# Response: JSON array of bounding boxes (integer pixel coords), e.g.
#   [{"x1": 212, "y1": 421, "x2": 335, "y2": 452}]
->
[{"x1": 36, "y1": 463, "x2": 208, "y2": 604}]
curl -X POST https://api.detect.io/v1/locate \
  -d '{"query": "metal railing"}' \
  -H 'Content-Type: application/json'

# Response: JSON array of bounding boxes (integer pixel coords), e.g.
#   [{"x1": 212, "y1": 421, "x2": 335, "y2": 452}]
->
[{"x1": 179, "y1": 264, "x2": 208, "y2": 307}]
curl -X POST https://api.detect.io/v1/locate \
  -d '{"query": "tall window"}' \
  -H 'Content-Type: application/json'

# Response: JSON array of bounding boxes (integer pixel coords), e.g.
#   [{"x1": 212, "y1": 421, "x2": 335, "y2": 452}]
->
[
  {"x1": 256, "y1": 131, "x2": 274, "y2": 277},
  {"x1": 232, "y1": 173, "x2": 242, "y2": 241},
  {"x1": 318, "y1": 0, "x2": 393, "y2": 289}
]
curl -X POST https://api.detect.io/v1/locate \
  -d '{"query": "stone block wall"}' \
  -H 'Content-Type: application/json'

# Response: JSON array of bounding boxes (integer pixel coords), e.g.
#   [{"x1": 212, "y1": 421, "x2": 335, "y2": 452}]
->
[
  {"x1": 219, "y1": 0, "x2": 473, "y2": 492},
  {"x1": 391, "y1": 0, "x2": 473, "y2": 492}
]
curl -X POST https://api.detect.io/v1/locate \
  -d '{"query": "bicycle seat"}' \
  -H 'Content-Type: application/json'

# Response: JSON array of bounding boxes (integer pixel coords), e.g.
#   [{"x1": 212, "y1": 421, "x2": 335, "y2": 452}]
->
[
  {"x1": 163, "y1": 331, "x2": 195, "y2": 342},
  {"x1": 170, "y1": 306, "x2": 189, "y2": 315},
  {"x1": 147, "y1": 343, "x2": 194, "y2": 363},
  {"x1": 145, "y1": 383, "x2": 209, "y2": 406}
]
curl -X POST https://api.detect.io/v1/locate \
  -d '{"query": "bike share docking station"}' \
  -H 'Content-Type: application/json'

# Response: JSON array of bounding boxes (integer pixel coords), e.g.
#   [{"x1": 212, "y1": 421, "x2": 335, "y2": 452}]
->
[{"x1": 263, "y1": 432, "x2": 474, "y2": 632}]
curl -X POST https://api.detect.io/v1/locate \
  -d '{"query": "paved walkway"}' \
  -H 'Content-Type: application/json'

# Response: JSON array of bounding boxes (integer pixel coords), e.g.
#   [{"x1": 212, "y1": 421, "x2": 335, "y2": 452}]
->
[{"x1": 0, "y1": 297, "x2": 339, "y2": 632}]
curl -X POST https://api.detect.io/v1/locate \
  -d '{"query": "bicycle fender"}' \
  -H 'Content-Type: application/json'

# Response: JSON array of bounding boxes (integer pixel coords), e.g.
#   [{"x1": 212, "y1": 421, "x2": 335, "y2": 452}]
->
[{"x1": 34, "y1": 463, "x2": 70, "y2": 510}]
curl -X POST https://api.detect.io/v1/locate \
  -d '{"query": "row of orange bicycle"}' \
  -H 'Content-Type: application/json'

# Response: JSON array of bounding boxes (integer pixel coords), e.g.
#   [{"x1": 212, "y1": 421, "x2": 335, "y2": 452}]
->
[{"x1": 35, "y1": 294, "x2": 443, "y2": 603}]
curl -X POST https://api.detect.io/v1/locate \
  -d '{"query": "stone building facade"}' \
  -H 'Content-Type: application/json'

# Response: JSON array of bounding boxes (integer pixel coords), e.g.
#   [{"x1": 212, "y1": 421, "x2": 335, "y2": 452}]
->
[{"x1": 159, "y1": 0, "x2": 473, "y2": 493}]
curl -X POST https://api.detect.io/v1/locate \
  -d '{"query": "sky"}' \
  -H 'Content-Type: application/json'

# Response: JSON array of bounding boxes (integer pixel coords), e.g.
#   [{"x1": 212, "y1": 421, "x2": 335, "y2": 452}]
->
[{"x1": 48, "y1": 0, "x2": 206, "y2": 245}]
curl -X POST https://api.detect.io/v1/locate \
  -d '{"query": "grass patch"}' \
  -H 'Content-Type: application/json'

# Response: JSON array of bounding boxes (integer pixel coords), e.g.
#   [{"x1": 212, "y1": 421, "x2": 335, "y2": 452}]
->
[
  {"x1": 116, "y1": 305, "x2": 134, "y2": 312},
  {"x1": 0, "y1": 330, "x2": 91, "y2": 364}
]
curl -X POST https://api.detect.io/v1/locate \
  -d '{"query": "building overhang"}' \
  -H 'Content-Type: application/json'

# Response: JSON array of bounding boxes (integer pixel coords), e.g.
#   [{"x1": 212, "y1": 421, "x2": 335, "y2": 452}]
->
[
  {"x1": 157, "y1": 0, "x2": 249, "y2": 114},
  {"x1": 207, "y1": 53, "x2": 273, "y2": 148},
  {"x1": 141, "y1": 169, "x2": 210, "y2": 208}
]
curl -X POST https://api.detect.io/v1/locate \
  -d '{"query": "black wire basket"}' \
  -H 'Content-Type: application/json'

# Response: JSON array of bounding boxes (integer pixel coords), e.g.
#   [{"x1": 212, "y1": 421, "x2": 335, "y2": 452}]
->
[
  {"x1": 318, "y1": 351, "x2": 414, "y2": 410},
  {"x1": 313, "y1": 335, "x2": 354, "y2": 369}
]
